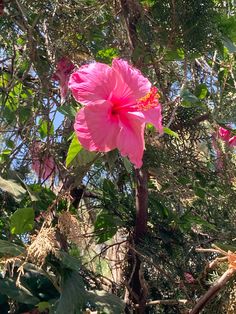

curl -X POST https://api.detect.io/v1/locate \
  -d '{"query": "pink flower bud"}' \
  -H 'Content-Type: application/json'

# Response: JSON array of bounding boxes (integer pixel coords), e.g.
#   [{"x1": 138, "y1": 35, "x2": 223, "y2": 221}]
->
[
  {"x1": 30, "y1": 142, "x2": 56, "y2": 180},
  {"x1": 52, "y1": 57, "x2": 75, "y2": 103},
  {"x1": 184, "y1": 272, "x2": 195, "y2": 284}
]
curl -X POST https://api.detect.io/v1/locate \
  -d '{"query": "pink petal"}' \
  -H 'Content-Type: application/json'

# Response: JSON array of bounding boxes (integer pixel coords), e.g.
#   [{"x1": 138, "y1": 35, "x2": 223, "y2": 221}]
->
[
  {"x1": 74, "y1": 101, "x2": 119, "y2": 152},
  {"x1": 127, "y1": 106, "x2": 163, "y2": 134},
  {"x1": 116, "y1": 113, "x2": 145, "y2": 168},
  {"x1": 229, "y1": 136, "x2": 236, "y2": 147},
  {"x1": 112, "y1": 59, "x2": 151, "y2": 99},
  {"x1": 69, "y1": 63, "x2": 117, "y2": 105},
  {"x1": 144, "y1": 107, "x2": 163, "y2": 134},
  {"x1": 218, "y1": 127, "x2": 231, "y2": 142}
]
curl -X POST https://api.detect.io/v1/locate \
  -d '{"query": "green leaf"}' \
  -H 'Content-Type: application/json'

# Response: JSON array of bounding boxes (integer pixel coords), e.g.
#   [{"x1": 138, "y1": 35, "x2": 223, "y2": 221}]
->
[
  {"x1": 123, "y1": 157, "x2": 133, "y2": 173},
  {"x1": 103, "y1": 179, "x2": 116, "y2": 196},
  {"x1": 180, "y1": 88, "x2": 200, "y2": 107},
  {"x1": 177, "y1": 176, "x2": 191, "y2": 185},
  {"x1": 1, "y1": 149, "x2": 11, "y2": 155},
  {"x1": 58, "y1": 251, "x2": 81, "y2": 273},
  {"x1": 164, "y1": 48, "x2": 185, "y2": 61},
  {"x1": 23, "y1": 184, "x2": 56, "y2": 211},
  {"x1": 56, "y1": 271, "x2": 86, "y2": 314},
  {"x1": 140, "y1": 0, "x2": 155, "y2": 7},
  {"x1": 10, "y1": 207, "x2": 34, "y2": 234},
  {"x1": 179, "y1": 212, "x2": 216, "y2": 232},
  {"x1": 6, "y1": 139, "x2": 15, "y2": 149},
  {"x1": 194, "y1": 171, "x2": 207, "y2": 187},
  {"x1": 0, "y1": 239, "x2": 25, "y2": 256},
  {"x1": 0, "y1": 176, "x2": 26, "y2": 201},
  {"x1": 218, "y1": 15, "x2": 236, "y2": 42},
  {"x1": 195, "y1": 84, "x2": 208, "y2": 100},
  {"x1": 193, "y1": 187, "x2": 206, "y2": 199},
  {"x1": 19, "y1": 106, "x2": 31, "y2": 123},
  {"x1": 10, "y1": 82, "x2": 23, "y2": 97},
  {"x1": 38, "y1": 119, "x2": 54, "y2": 139},
  {"x1": 37, "y1": 301, "x2": 50, "y2": 312},
  {"x1": 0, "y1": 277, "x2": 39, "y2": 305},
  {"x1": 222, "y1": 36, "x2": 236, "y2": 53},
  {"x1": 155, "y1": 201, "x2": 169, "y2": 218},
  {"x1": 94, "y1": 211, "x2": 119, "y2": 243},
  {"x1": 66, "y1": 135, "x2": 83, "y2": 167},
  {"x1": 76, "y1": 148, "x2": 97, "y2": 166},
  {"x1": 96, "y1": 48, "x2": 119, "y2": 63},
  {"x1": 57, "y1": 105, "x2": 77, "y2": 119},
  {"x1": 163, "y1": 127, "x2": 179, "y2": 139},
  {"x1": 66, "y1": 133, "x2": 97, "y2": 168},
  {"x1": 2, "y1": 104, "x2": 16, "y2": 124},
  {"x1": 87, "y1": 290, "x2": 125, "y2": 314}
]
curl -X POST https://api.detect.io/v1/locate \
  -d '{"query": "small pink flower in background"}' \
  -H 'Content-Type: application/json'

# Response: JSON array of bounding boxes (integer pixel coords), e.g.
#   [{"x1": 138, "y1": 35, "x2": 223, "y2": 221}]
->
[
  {"x1": 229, "y1": 136, "x2": 236, "y2": 147},
  {"x1": 212, "y1": 126, "x2": 236, "y2": 172},
  {"x1": 52, "y1": 57, "x2": 75, "y2": 103},
  {"x1": 31, "y1": 142, "x2": 56, "y2": 180},
  {"x1": 184, "y1": 272, "x2": 195, "y2": 284},
  {"x1": 69, "y1": 58, "x2": 163, "y2": 168},
  {"x1": 218, "y1": 127, "x2": 236, "y2": 147},
  {"x1": 218, "y1": 127, "x2": 231, "y2": 142}
]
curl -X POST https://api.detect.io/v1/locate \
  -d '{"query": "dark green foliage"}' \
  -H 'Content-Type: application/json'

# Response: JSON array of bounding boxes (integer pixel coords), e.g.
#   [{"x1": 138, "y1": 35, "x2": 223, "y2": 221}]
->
[{"x1": 150, "y1": 0, "x2": 218, "y2": 53}]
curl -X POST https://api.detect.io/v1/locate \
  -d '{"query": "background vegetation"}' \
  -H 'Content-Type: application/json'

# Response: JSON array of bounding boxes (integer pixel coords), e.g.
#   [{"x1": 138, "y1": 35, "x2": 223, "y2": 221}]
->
[{"x1": 0, "y1": 0, "x2": 236, "y2": 313}]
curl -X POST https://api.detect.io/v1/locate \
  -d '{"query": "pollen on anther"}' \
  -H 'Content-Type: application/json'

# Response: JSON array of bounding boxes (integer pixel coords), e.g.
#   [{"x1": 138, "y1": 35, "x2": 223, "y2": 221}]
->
[{"x1": 137, "y1": 87, "x2": 160, "y2": 111}]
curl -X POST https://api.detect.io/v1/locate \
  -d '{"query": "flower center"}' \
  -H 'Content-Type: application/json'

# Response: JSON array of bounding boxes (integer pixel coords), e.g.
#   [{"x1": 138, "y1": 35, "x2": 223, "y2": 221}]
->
[{"x1": 136, "y1": 86, "x2": 160, "y2": 111}]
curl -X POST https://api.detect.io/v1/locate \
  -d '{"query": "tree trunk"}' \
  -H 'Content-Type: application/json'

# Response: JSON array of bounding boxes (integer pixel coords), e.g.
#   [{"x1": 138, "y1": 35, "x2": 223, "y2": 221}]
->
[{"x1": 125, "y1": 169, "x2": 149, "y2": 313}]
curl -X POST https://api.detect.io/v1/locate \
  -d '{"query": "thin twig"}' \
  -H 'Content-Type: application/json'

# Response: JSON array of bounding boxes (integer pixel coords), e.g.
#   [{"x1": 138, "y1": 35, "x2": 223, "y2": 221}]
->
[{"x1": 135, "y1": 298, "x2": 189, "y2": 307}]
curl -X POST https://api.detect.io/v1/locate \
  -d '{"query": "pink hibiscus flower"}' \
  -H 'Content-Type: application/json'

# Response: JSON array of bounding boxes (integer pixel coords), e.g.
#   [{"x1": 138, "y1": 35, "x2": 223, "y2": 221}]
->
[
  {"x1": 52, "y1": 57, "x2": 75, "y2": 102},
  {"x1": 218, "y1": 127, "x2": 236, "y2": 147},
  {"x1": 31, "y1": 142, "x2": 56, "y2": 180},
  {"x1": 69, "y1": 59, "x2": 163, "y2": 168}
]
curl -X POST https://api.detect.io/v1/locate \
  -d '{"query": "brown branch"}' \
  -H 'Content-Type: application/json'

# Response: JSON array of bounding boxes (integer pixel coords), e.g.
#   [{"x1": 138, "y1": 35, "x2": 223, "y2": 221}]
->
[
  {"x1": 119, "y1": 0, "x2": 142, "y2": 53},
  {"x1": 195, "y1": 248, "x2": 223, "y2": 254},
  {"x1": 135, "y1": 299, "x2": 188, "y2": 307},
  {"x1": 189, "y1": 268, "x2": 236, "y2": 314},
  {"x1": 134, "y1": 168, "x2": 148, "y2": 243}
]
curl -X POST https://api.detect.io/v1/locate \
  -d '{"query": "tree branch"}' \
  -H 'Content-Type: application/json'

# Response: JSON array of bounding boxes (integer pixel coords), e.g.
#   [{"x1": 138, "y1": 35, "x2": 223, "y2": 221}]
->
[
  {"x1": 134, "y1": 168, "x2": 148, "y2": 243},
  {"x1": 135, "y1": 298, "x2": 188, "y2": 307},
  {"x1": 190, "y1": 268, "x2": 236, "y2": 314}
]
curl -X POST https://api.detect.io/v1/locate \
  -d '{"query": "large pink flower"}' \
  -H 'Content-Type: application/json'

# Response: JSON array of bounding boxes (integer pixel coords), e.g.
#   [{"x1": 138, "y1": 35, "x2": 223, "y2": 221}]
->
[
  {"x1": 69, "y1": 59, "x2": 163, "y2": 168},
  {"x1": 52, "y1": 57, "x2": 75, "y2": 102},
  {"x1": 31, "y1": 142, "x2": 56, "y2": 180}
]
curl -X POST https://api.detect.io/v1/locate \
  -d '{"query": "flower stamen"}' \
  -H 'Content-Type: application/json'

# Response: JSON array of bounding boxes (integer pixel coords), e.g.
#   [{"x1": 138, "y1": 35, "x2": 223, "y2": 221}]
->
[{"x1": 136, "y1": 86, "x2": 160, "y2": 111}]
